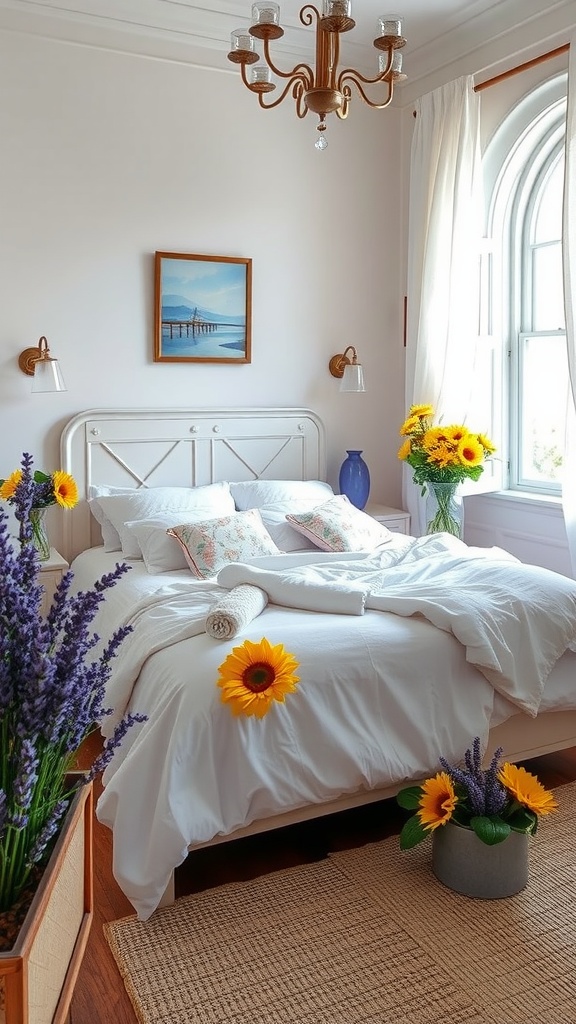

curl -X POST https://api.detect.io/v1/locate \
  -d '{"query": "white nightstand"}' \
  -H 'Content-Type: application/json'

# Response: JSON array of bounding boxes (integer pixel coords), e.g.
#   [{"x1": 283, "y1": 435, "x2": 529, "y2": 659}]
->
[
  {"x1": 38, "y1": 548, "x2": 69, "y2": 616},
  {"x1": 365, "y1": 503, "x2": 411, "y2": 535}
]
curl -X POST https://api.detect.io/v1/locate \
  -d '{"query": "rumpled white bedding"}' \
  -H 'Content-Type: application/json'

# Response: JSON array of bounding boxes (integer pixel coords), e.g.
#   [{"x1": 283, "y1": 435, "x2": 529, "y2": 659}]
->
[
  {"x1": 218, "y1": 533, "x2": 576, "y2": 717},
  {"x1": 70, "y1": 537, "x2": 576, "y2": 920}
]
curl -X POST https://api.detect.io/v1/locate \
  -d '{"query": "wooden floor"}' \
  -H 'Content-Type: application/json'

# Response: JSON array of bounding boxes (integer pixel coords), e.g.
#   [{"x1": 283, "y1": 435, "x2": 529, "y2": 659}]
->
[{"x1": 69, "y1": 746, "x2": 576, "y2": 1024}]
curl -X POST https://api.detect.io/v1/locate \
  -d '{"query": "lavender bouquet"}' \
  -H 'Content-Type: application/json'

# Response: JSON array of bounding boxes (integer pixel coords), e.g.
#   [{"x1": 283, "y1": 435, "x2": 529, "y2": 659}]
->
[
  {"x1": 0, "y1": 453, "x2": 143, "y2": 913},
  {"x1": 397, "y1": 737, "x2": 558, "y2": 850}
]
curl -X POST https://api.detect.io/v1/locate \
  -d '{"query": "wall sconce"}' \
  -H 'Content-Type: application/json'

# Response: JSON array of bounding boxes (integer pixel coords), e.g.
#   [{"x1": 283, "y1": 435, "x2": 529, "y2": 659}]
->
[
  {"x1": 328, "y1": 345, "x2": 366, "y2": 392},
  {"x1": 18, "y1": 336, "x2": 67, "y2": 393}
]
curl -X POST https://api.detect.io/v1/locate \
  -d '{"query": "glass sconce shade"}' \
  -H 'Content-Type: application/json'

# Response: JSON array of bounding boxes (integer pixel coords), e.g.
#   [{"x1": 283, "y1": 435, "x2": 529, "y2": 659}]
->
[
  {"x1": 251, "y1": 3, "x2": 280, "y2": 25},
  {"x1": 379, "y1": 14, "x2": 403, "y2": 37},
  {"x1": 340, "y1": 361, "x2": 365, "y2": 392},
  {"x1": 230, "y1": 28, "x2": 256, "y2": 53},
  {"x1": 31, "y1": 355, "x2": 67, "y2": 393}
]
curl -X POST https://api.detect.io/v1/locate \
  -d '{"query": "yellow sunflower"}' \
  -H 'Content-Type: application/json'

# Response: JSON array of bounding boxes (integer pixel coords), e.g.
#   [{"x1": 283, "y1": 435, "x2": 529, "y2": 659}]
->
[
  {"x1": 445, "y1": 424, "x2": 468, "y2": 442},
  {"x1": 477, "y1": 433, "x2": 497, "y2": 454},
  {"x1": 399, "y1": 414, "x2": 421, "y2": 436},
  {"x1": 397, "y1": 438, "x2": 411, "y2": 461},
  {"x1": 217, "y1": 637, "x2": 300, "y2": 718},
  {"x1": 417, "y1": 772, "x2": 458, "y2": 830},
  {"x1": 498, "y1": 763, "x2": 558, "y2": 816},
  {"x1": 408, "y1": 403, "x2": 434, "y2": 419},
  {"x1": 0, "y1": 469, "x2": 23, "y2": 501},
  {"x1": 52, "y1": 471, "x2": 79, "y2": 509},
  {"x1": 457, "y1": 434, "x2": 485, "y2": 467}
]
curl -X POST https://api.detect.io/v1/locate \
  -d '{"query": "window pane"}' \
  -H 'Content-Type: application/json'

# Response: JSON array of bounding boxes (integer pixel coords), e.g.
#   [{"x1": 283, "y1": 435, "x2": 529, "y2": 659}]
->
[
  {"x1": 533, "y1": 156, "x2": 564, "y2": 244},
  {"x1": 519, "y1": 333, "x2": 567, "y2": 485},
  {"x1": 532, "y1": 242, "x2": 565, "y2": 330}
]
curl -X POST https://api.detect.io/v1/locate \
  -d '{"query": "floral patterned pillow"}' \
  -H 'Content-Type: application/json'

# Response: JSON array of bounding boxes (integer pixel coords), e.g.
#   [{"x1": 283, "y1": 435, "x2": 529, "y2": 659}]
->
[
  {"x1": 286, "y1": 495, "x2": 394, "y2": 552},
  {"x1": 167, "y1": 509, "x2": 281, "y2": 579}
]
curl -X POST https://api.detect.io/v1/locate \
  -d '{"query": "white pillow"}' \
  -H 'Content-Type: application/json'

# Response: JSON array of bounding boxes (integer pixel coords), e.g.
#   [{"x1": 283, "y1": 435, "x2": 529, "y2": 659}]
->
[
  {"x1": 286, "y1": 495, "x2": 394, "y2": 552},
  {"x1": 88, "y1": 485, "x2": 137, "y2": 551},
  {"x1": 122, "y1": 515, "x2": 197, "y2": 573},
  {"x1": 94, "y1": 483, "x2": 236, "y2": 557},
  {"x1": 167, "y1": 509, "x2": 281, "y2": 579},
  {"x1": 230, "y1": 479, "x2": 333, "y2": 510},
  {"x1": 256, "y1": 503, "x2": 329, "y2": 551}
]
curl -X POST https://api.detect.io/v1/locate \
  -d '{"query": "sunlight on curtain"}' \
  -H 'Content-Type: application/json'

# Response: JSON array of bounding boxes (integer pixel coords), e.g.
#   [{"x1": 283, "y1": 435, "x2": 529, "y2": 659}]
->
[
  {"x1": 562, "y1": 36, "x2": 576, "y2": 578},
  {"x1": 404, "y1": 76, "x2": 483, "y2": 535}
]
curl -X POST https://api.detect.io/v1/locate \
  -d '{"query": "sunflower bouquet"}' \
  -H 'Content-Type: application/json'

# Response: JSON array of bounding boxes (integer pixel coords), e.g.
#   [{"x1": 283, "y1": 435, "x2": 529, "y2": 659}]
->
[
  {"x1": 0, "y1": 467, "x2": 78, "y2": 510},
  {"x1": 397, "y1": 737, "x2": 558, "y2": 850},
  {"x1": 0, "y1": 465, "x2": 78, "y2": 560},
  {"x1": 398, "y1": 404, "x2": 496, "y2": 492}
]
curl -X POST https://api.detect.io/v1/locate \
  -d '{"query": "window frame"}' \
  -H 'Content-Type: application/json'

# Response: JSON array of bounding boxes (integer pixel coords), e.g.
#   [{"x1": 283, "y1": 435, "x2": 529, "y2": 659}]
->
[{"x1": 482, "y1": 72, "x2": 567, "y2": 497}]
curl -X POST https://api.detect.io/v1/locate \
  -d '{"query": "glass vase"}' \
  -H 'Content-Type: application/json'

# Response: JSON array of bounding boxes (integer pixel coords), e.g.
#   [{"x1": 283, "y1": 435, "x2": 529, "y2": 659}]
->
[
  {"x1": 30, "y1": 507, "x2": 51, "y2": 561},
  {"x1": 425, "y1": 482, "x2": 463, "y2": 538},
  {"x1": 338, "y1": 450, "x2": 371, "y2": 510}
]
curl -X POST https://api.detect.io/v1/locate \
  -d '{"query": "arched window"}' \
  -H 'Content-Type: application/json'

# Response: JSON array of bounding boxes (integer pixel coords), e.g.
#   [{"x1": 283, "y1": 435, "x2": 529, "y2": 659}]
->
[{"x1": 484, "y1": 72, "x2": 567, "y2": 495}]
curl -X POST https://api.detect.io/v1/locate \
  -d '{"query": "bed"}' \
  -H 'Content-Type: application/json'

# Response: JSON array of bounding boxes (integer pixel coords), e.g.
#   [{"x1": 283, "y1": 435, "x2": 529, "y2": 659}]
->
[{"x1": 60, "y1": 407, "x2": 576, "y2": 920}]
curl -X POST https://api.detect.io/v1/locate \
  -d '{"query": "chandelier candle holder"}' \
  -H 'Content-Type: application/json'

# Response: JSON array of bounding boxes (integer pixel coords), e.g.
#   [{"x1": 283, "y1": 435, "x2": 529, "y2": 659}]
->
[{"x1": 227, "y1": 2, "x2": 406, "y2": 149}]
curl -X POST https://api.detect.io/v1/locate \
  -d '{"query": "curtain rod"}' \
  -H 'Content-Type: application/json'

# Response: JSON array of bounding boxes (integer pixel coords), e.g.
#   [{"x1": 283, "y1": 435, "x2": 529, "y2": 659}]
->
[
  {"x1": 474, "y1": 42, "x2": 570, "y2": 92},
  {"x1": 412, "y1": 42, "x2": 570, "y2": 116}
]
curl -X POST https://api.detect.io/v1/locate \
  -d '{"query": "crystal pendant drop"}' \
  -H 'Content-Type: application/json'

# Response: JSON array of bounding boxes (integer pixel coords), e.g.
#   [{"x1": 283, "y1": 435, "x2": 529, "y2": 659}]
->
[{"x1": 315, "y1": 133, "x2": 328, "y2": 150}]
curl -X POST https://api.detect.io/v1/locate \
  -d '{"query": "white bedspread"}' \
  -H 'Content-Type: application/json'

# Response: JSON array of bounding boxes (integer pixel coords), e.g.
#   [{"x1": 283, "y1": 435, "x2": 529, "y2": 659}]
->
[
  {"x1": 218, "y1": 534, "x2": 576, "y2": 717},
  {"x1": 85, "y1": 537, "x2": 576, "y2": 920}
]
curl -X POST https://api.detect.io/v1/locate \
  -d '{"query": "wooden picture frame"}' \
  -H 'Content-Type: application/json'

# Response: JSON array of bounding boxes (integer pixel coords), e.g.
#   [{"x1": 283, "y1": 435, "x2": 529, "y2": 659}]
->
[{"x1": 154, "y1": 251, "x2": 252, "y2": 364}]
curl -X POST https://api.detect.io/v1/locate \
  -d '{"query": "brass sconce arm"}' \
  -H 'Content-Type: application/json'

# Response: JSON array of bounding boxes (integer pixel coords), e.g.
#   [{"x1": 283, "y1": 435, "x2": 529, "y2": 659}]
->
[{"x1": 329, "y1": 345, "x2": 359, "y2": 378}]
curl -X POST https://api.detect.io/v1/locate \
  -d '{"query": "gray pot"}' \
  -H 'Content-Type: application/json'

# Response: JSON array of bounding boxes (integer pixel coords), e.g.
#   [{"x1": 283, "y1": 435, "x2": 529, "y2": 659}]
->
[{"x1": 432, "y1": 821, "x2": 529, "y2": 899}]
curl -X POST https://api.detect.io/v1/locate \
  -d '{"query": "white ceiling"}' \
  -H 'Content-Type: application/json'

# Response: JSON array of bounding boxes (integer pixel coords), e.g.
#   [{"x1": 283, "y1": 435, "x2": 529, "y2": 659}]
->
[{"x1": 0, "y1": 0, "x2": 574, "y2": 102}]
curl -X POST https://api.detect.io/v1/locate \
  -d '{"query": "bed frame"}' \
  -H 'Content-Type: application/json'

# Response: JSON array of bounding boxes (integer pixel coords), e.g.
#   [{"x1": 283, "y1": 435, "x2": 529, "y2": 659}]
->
[{"x1": 60, "y1": 407, "x2": 576, "y2": 899}]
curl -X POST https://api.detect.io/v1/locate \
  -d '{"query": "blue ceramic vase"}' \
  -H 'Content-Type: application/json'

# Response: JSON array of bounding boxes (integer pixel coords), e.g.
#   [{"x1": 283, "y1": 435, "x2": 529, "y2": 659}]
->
[{"x1": 339, "y1": 450, "x2": 370, "y2": 510}]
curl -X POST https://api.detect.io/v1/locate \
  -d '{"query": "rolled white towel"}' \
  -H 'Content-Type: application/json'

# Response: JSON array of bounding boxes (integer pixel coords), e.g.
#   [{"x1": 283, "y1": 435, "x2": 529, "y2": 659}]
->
[{"x1": 205, "y1": 584, "x2": 268, "y2": 640}]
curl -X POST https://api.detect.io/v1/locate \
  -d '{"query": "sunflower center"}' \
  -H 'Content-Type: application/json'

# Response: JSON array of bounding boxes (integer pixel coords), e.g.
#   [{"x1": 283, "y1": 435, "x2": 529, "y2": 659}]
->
[{"x1": 242, "y1": 662, "x2": 275, "y2": 693}]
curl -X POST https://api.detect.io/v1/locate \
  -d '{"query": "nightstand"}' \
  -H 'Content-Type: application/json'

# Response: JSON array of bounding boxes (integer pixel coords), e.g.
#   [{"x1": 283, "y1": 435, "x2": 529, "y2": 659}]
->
[
  {"x1": 38, "y1": 548, "x2": 69, "y2": 616},
  {"x1": 365, "y1": 503, "x2": 411, "y2": 535}
]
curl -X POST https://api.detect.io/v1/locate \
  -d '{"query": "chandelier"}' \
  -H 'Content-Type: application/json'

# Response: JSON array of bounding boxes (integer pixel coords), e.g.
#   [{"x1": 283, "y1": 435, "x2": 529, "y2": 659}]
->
[{"x1": 227, "y1": 2, "x2": 406, "y2": 150}]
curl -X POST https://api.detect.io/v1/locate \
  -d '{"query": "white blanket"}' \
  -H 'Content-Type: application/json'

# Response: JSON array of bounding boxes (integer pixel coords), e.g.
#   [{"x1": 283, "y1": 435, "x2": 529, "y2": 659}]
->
[{"x1": 218, "y1": 534, "x2": 576, "y2": 717}]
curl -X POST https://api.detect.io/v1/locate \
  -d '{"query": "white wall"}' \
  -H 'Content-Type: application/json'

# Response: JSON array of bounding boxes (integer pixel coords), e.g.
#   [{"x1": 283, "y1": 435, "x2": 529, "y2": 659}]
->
[{"x1": 0, "y1": 28, "x2": 406, "y2": 553}]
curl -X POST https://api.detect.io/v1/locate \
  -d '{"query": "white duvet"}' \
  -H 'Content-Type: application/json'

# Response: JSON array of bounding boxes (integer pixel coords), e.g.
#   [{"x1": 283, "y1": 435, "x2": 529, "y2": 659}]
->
[{"x1": 83, "y1": 535, "x2": 576, "y2": 919}]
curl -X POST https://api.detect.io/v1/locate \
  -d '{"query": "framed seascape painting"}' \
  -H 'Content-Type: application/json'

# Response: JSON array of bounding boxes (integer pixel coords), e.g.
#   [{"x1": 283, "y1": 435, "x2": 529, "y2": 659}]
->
[{"x1": 154, "y1": 252, "x2": 252, "y2": 364}]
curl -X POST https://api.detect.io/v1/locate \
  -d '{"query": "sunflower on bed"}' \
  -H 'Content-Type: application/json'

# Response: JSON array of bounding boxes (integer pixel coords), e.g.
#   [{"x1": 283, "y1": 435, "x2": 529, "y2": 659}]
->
[{"x1": 217, "y1": 638, "x2": 300, "y2": 718}]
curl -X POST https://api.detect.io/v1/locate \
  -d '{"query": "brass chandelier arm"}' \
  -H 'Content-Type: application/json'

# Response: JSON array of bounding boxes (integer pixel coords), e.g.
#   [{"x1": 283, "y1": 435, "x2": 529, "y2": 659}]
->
[
  {"x1": 259, "y1": 77, "x2": 309, "y2": 110},
  {"x1": 240, "y1": 61, "x2": 311, "y2": 114},
  {"x1": 335, "y1": 85, "x2": 351, "y2": 119},
  {"x1": 337, "y1": 72, "x2": 394, "y2": 109},
  {"x1": 262, "y1": 37, "x2": 313, "y2": 86}
]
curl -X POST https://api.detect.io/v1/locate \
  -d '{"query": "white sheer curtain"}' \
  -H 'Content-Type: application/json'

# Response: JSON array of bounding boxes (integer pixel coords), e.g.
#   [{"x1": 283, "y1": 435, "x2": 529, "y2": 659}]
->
[
  {"x1": 562, "y1": 37, "x2": 576, "y2": 577},
  {"x1": 404, "y1": 75, "x2": 484, "y2": 535}
]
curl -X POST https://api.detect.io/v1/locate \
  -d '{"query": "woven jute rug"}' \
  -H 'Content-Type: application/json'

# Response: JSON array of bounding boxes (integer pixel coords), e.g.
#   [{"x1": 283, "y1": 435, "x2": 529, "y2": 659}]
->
[{"x1": 104, "y1": 782, "x2": 576, "y2": 1024}]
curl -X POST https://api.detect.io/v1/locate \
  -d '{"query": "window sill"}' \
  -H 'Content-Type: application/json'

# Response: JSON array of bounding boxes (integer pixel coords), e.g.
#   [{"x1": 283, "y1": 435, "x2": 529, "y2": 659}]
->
[{"x1": 465, "y1": 489, "x2": 563, "y2": 514}]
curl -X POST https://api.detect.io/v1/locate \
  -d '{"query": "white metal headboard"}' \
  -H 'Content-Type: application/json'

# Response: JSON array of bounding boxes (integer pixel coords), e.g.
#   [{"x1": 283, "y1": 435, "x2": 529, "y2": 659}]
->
[{"x1": 60, "y1": 407, "x2": 326, "y2": 561}]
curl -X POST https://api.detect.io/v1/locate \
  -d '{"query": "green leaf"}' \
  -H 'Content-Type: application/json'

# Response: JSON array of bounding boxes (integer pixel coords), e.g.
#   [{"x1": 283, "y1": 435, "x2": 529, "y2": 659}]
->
[
  {"x1": 396, "y1": 786, "x2": 423, "y2": 810},
  {"x1": 508, "y1": 808, "x2": 538, "y2": 835},
  {"x1": 399, "y1": 814, "x2": 429, "y2": 850},
  {"x1": 470, "y1": 815, "x2": 511, "y2": 845},
  {"x1": 33, "y1": 471, "x2": 51, "y2": 483}
]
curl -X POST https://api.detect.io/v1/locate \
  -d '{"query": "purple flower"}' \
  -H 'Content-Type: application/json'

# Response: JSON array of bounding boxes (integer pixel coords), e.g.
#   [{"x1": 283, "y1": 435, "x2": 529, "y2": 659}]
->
[
  {"x1": 0, "y1": 453, "x2": 143, "y2": 911},
  {"x1": 440, "y1": 738, "x2": 507, "y2": 818}
]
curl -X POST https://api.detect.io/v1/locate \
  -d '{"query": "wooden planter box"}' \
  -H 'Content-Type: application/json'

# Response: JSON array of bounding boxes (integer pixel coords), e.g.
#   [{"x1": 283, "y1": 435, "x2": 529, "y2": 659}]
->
[{"x1": 0, "y1": 782, "x2": 93, "y2": 1024}]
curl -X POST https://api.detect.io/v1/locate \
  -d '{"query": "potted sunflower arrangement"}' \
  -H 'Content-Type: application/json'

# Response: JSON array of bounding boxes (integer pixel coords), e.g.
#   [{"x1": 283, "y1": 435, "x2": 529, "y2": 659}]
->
[
  {"x1": 0, "y1": 453, "x2": 143, "y2": 1022},
  {"x1": 397, "y1": 738, "x2": 558, "y2": 898},
  {"x1": 398, "y1": 404, "x2": 496, "y2": 537}
]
